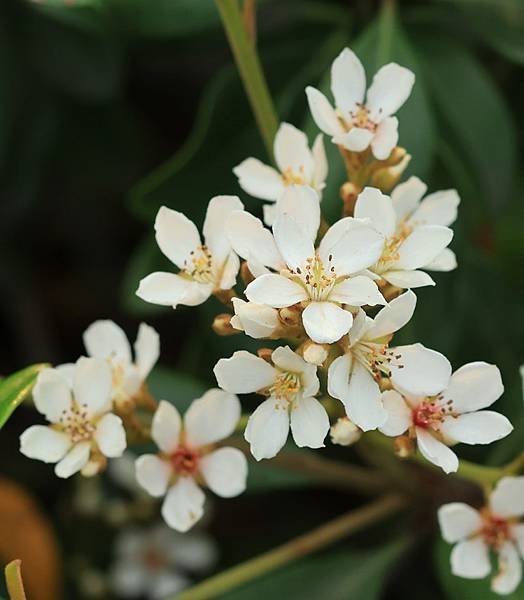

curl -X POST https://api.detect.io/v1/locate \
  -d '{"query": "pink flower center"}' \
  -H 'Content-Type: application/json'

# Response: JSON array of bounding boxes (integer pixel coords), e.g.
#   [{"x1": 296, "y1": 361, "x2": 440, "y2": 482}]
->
[
  {"x1": 412, "y1": 402, "x2": 445, "y2": 429},
  {"x1": 481, "y1": 513, "x2": 511, "y2": 550},
  {"x1": 171, "y1": 445, "x2": 200, "y2": 476},
  {"x1": 350, "y1": 104, "x2": 377, "y2": 131}
]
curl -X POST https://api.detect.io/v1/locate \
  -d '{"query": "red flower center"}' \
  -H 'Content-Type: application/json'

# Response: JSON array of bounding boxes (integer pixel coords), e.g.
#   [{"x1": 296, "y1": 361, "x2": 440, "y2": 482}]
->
[
  {"x1": 412, "y1": 402, "x2": 442, "y2": 429},
  {"x1": 170, "y1": 445, "x2": 200, "y2": 476},
  {"x1": 482, "y1": 514, "x2": 511, "y2": 549}
]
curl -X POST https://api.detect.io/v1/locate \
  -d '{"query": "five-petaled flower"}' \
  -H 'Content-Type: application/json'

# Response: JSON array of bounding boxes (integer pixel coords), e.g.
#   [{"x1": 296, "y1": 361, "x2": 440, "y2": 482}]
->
[
  {"x1": 306, "y1": 47, "x2": 415, "y2": 159},
  {"x1": 229, "y1": 184, "x2": 386, "y2": 344},
  {"x1": 438, "y1": 477, "x2": 524, "y2": 595},
  {"x1": 137, "y1": 196, "x2": 243, "y2": 309},
  {"x1": 380, "y1": 361, "x2": 513, "y2": 473},
  {"x1": 135, "y1": 391, "x2": 247, "y2": 532},
  {"x1": 233, "y1": 122, "x2": 328, "y2": 225},
  {"x1": 214, "y1": 346, "x2": 329, "y2": 460},
  {"x1": 354, "y1": 184, "x2": 458, "y2": 289},
  {"x1": 20, "y1": 357, "x2": 127, "y2": 478}
]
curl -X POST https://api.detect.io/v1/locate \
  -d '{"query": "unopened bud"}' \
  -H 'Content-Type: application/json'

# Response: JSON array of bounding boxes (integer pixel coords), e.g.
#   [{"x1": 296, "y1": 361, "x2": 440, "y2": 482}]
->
[
  {"x1": 231, "y1": 298, "x2": 279, "y2": 339},
  {"x1": 340, "y1": 181, "x2": 361, "y2": 216},
  {"x1": 212, "y1": 313, "x2": 238, "y2": 336},
  {"x1": 278, "y1": 305, "x2": 302, "y2": 327},
  {"x1": 330, "y1": 417, "x2": 362, "y2": 446},
  {"x1": 370, "y1": 152, "x2": 411, "y2": 192},
  {"x1": 394, "y1": 435, "x2": 415, "y2": 458},
  {"x1": 303, "y1": 342, "x2": 328, "y2": 366},
  {"x1": 257, "y1": 348, "x2": 273, "y2": 363}
]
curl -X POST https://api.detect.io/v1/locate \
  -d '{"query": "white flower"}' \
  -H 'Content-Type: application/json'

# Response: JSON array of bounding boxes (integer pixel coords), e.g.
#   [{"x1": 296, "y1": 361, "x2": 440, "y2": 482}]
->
[
  {"x1": 229, "y1": 184, "x2": 386, "y2": 344},
  {"x1": 20, "y1": 358, "x2": 126, "y2": 478},
  {"x1": 230, "y1": 298, "x2": 280, "y2": 339},
  {"x1": 306, "y1": 47, "x2": 415, "y2": 160},
  {"x1": 233, "y1": 122, "x2": 328, "y2": 225},
  {"x1": 111, "y1": 523, "x2": 217, "y2": 599},
  {"x1": 82, "y1": 320, "x2": 159, "y2": 407},
  {"x1": 380, "y1": 362, "x2": 513, "y2": 473},
  {"x1": 330, "y1": 417, "x2": 361, "y2": 446},
  {"x1": 135, "y1": 392, "x2": 247, "y2": 532},
  {"x1": 136, "y1": 196, "x2": 244, "y2": 308},
  {"x1": 214, "y1": 346, "x2": 329, "y2": 460},
  {"x1": 438, "y1": 477, "x2": 524, "y2": 595},
  {"x1": 354, "y1": 184, "x2": 458, "y2": 288},
  {"x1": 328, "y1": 290, "x2": 452, "y2": 431}
]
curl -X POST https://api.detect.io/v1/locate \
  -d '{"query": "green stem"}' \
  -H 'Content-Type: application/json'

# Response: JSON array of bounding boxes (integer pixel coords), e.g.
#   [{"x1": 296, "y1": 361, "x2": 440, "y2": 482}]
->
[
  {"x1": 173, "y1": 494, "x2": 405, "y2": 600},
  {"x1": 216, "y1": 0, "x2": 279, "y2": 159},
  {"x1": 5, "y1": 560, "x2": 26, "y2": 600}
]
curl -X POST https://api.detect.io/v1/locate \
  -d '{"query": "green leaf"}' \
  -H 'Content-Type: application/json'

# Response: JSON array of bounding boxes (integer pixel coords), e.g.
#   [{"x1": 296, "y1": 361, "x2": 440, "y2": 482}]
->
[
  {"x1": 147, "y1": 366, "x2": 208, "y2": 413},
  {"x1": 4, "y1": 559, "x2": 26, "y2": 600},
  {"x1": 0, "y1": 364, "x2": 49, "y2": 430},
  {"x1": 219, "y1": 537, "x2": 409, "y2": 599},
  {"x1": 434, "y1": 537, "x2": 524, "y2": 599}
]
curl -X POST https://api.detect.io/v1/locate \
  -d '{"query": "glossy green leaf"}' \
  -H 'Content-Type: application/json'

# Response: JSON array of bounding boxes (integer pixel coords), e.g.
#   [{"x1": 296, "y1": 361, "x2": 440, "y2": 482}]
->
[{"x1": 0, "y1": 364, "x2": 49, "y2": 430}]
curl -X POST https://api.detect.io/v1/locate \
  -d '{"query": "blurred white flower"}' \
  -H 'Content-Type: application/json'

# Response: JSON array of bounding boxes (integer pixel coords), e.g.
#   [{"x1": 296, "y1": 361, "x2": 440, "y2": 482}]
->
[
  {"x1": 230, "y1": 184, "x2": 386, "y2": 344},
  {"x1": 136, "y1": 196, "x2": 243, "y2": 309},
  {"x1": 135, "y1": 392, "x2": 247, "y2": 532},
  {"x1": 380, "y1": 362, "x2": 513, "y2": 473},
  {"x1": 438, "y1": 477, "x2": 524, "y2": 595},
  {"x1": 234, "y1": 122, "x2": 327, "y2": 225},
  {"x1": 214, "y1": 346, "x2": 328, "y2": 460},
  {"x1": 306, "y1": 47, "x2": 415, "y2": 159},
  {"x1": 330, "y1": 417, "x2": 361, "y2": 446},
  {"x1": 20, "y1": 358, "x2": 126, "y2": 478},
  {"x1": 354, "y1": 185, "x2": 457, "y2": 288},
  {"x1": 111, "y1": 523, "x2": 217, "y2": 599}
]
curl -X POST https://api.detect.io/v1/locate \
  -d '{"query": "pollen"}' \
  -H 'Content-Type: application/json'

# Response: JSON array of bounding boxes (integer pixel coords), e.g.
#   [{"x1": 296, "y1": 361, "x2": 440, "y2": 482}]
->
[
  {"x1": 58, "y1": 403, "x2": 96, "y2": 443},
  {"x1": 183, "y1": 245, "x2": 215, "y2": 284},
  {"x1": 348, "y1": 103, "x2": 377, "y2": 132},
  {"x1": 291, "y1": 254, "x2": 337, "y2": 301},
  {"x1": 270, "y1": 371, "x2": 302, "y2": 403},
  {"x1": 282, "y1": 165, "x2": 306, "y2": 186}
]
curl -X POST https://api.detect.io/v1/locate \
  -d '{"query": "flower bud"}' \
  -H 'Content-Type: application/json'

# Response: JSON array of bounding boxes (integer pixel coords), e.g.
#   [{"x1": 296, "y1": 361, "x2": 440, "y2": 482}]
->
[
  {"x1": 231, "y1": 298, "x2": 279, "y2": 339},
  {"x1": 370, "y1": 152, "x2": 411, "y2": 192},
  {"x1": 303, "y1": 342, "x2": 328, "y2": 366},
  {"x1": 394, "y1": 435, "x2": 415, "y2": 458},
  {"x1": 278, "y1": 305, "x2": 302, "y2": 327},
  {"x1": 212, "y1": 313, "x2": 238, "y2": 336},
  {"x1": 330, "y1": 417, "x2": 362, "y2": 446},
  {"x1": 257, "y1": 348, "x2": 273, "y2": 363},
  {"x1": 340, "y1": 181, "x2": 360, "y2": 216}
]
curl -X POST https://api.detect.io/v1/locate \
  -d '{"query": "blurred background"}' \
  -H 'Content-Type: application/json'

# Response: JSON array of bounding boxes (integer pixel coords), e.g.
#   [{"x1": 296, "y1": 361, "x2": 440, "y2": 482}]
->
[{"x1": 0, "y1": 0, "x2": 523, "y2": 598}]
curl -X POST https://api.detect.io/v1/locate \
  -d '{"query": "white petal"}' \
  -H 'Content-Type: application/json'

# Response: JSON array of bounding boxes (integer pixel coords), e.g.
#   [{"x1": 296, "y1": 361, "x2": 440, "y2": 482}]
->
[
  {"x1": 302, "y1": 301, "x2": 353, "y2": 344},
  {"x1": 244, "y1": 398, "x2": 290, "y2": 460},
  {"x1": 347, "y1": 308, "x2": 371, "y2": 345},
  {"x1": 135, "y1": 454, "x2": 171, "y2": 497},
  {"x1": 512, "y1": 523, "x2": 524, "y2": 558},
  {"x1": 394, "y1": 225, "x2": 453, "y2": 271},
  {"x1": 55, "y1": 441, "x2": 91, "y2": 478},
  {"x1": 440, "y1": 362, "x2": 504, "y2": 413},
  {"x1": 111, "y1": 560, "x2": 148, "y2": 597},
  {"x1": 231, "y1": 298, "x2": 279, "y2": 339},
  {"x1": 161, "y1": 478, "x2": 205, "y2": 532},
  {"x1": 330, "y1": 47, "x2": 366, "y2": 113},
  {"x1": 151, "y1": 400, "x2": 182, "y2": 453},
  {"x1": 492, "y1": 542, "x2": 522, "y2": 595},
  {"x1": 410, "y1": 189, "x2": 460, "y2": 227},
  {"x1": 73, "y1": 357, "x2": 112, "y2": 416},
  {"x1": 274, "y1": 123, "x2": 314, "y2": 181},
  {"x1": 329, "y1": 275, "x2": 385, "y2": 306},
  {"x1": 218, "y1": 251, "x2": 240, "y2": 290},
  {"x1": 154, "y1": 206, "x2": 200, "y2": 270},
  {"x1": 33, "y1": 368, "x2": 72, "y2": 423},
  {"x1": 312, "y1": 134, "x2": 328, "y2": 190},
  {"x1": 382, "y1": 269, "x2": 435, "y2": 289},
  {"x1": 334, "y1": 128, "x2": 374, "y2": 152},
  {"x1": 227, "y1": 210, "x2": 284, "y2": 271},
  {"x1": 365, "y1": 290, "x2": 417, "y2": 340},
  {"x1": 305, "y1": 86, "x2": 344, "y2": 136},
  {"x1": 200, "y1": 447, "x2": 247, "y2": 498},
  {"x1": 425, "y1": 248, "x2": 457, "y2": 272},
  {"x1": 136, "y1": 272, "x2": 212, "y2": 308},
  {"x1": 213, "y1": 351, "x2": 276, "y2": 394},
  {"x1": 133, "y1": 323, "x2": 159, "y2": 380},
  {"x1": 340, "y1": 361, "x2": 386, "y2": 431},
  {"x1": 319, "y1": 218, "x2": 384, "y2": 275},
  {"x1": 95, "y1": 413, "x2": 126, "y2": 457},
  {"x1": 440, "y1": 411, "x2": 512, "y2": 445},
  {"x1": 416, "y1": 428, "x2": 458, "y2": 473},
  {"x1": 390, "y1": 344, "x2": 451, "y2": 396},
  {"x1": 370, "y1": 117, "x2": 398, "y2": 160},
  {"x1": 263, "y1": 203, "x2": 277, "y2": 226},
  {"x1": 327, "y1": 354, "x2": 352, "y2": 401},
  {"x1": 83, "y1": 320, "x2": 132, "y2": 364},
  {"x1": 150, "y1": 573, "x2": 190, "y2": 599},
  {"x1": 233, "y1": 158, "x2": 284, "y2": 201},
  {"x1": 437, "y1": 503, "x2": 483, "y2": 543},
  {"x1": 20, "y1": 425, "x2": 71, "y2": 463},
  {"x1": 203, "y1": 195, "x2": 244, "y2": 263},
  {"x1": 451, "y1": 537, "x2": 491, "y2": 579},
  {"x1": 271, "y1": 346, "x2": 319, "y2": 397},
  {"x1": 290, "y1": 396, "x2": 330, "y2": 448},
  {"x1": 378, "y1": 390, "x2": 411, "y2": 436},
  {"x1": 366, "y1": 63, "x2": 415, "y2": 119},
  {"x1": 354, "y1": 187, "x2": 396, "y2": 237},
  {"x1": 245, "y1": 273, "x2": 307, "y2": 308},
  {"x1": 184, "y1": 389, "x2": 241, "y2": 447},
  {"x1": 391, "y1": 176, "x2": 427, "y2": 222},
  {"x1": 490, "y1": 477, "x2": 524, "y2": 519},
  {"x1": 274, "y1": 185, "x2": 320, "y2": 245}
]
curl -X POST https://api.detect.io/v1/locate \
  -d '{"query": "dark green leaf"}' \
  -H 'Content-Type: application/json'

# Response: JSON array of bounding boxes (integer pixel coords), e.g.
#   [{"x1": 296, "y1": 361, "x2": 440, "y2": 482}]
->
[
  {"x1": 147, "y1": 366, "x2": 208, "y2": 413},
  {"x1": 0, "y1": 364, "x2": 49, "y2": 430}
]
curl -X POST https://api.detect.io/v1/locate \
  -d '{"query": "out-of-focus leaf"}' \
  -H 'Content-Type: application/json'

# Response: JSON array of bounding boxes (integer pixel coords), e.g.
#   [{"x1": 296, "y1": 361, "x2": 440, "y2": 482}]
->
[
  {"x1": 147, "y1": 366, "x2": 208, "y2": 413},
  {"x1": 0, "y1": 364, "x2": 48, "y2": 430},
  {"x1": 220, "y1": 536, "x2": 409, "y2": 599},
  {"x1": 434, "y1": 536, "x2": 524, "y2": 599},
  {"x1": 4, "y1": 560, "x2": 25, "y2": 600},
  {"x1": 418, "y1": 39, "x2": 516, "y2": 209},
  {"x1": 0, "y1": 479, "x2": 61, "y2": 600}
]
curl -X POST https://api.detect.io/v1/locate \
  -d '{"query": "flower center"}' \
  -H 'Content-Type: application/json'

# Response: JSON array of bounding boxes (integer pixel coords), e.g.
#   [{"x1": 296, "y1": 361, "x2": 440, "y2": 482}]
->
[
  {"x1": 281, "y1": 166, "x2": 306, "y2": 186},
  {"x1": 412, "y1": 396, "x2": 454, "y2": 430},
  {"x1": 481, "y1": 512, "x2": 512, "y2": 550},
  {"x1": 352, "y1": 341, "x2": 404, "y2": 381},
  {"x1": 290, "y1": 254, "x2": 337, "y2": 301},
  {"x1": 171, "y1": 445, "x2": 200, "y2": 476},
  {"x1": 350, "y1": 104, "x2": 377, "y2": 131},
  {"x1": 375, "y1": 222, "x2": 413, "y2": 273},
  {"x1": 183, "y1": 245, "x2": 215, "y2": 283},
  {"x1": 58, "y1": 403, "x2": 96, "y2": 443},
  {"x1": 269, "y1": 371, "x2": 302, "y2": 403}
]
